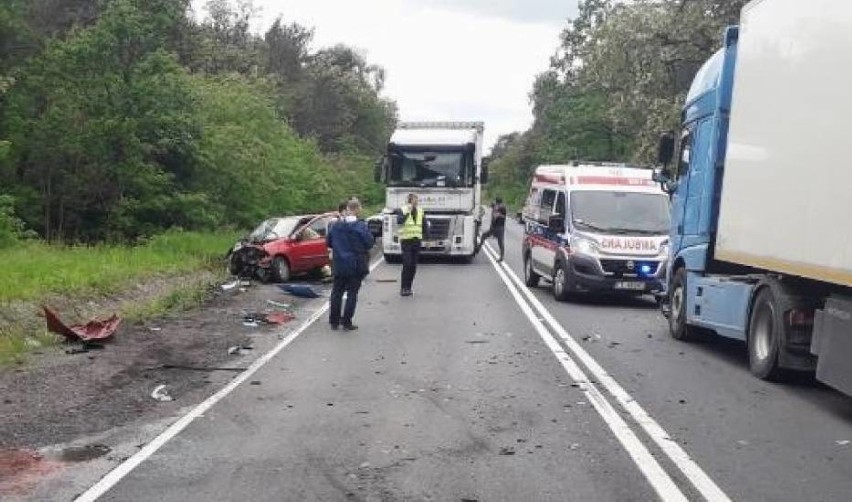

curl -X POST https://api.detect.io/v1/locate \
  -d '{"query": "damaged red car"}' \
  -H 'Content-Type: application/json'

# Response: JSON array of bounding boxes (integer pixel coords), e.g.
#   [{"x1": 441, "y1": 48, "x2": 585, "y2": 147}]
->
[{"x1": 228, "y1": 214, "x2": 335, "y2": 282}]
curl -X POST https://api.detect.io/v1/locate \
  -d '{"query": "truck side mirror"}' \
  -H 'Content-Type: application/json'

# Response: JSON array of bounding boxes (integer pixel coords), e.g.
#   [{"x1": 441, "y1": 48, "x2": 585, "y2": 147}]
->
[
  {"x1": 657, "y1": 131, "x2": 675, "y2": 170},
  {"x1": 480, "y1": 159, "x2": 489, "y2": 184},
  {"x1": 548, "y1": 214, "x2": 564, "y2": 233}
]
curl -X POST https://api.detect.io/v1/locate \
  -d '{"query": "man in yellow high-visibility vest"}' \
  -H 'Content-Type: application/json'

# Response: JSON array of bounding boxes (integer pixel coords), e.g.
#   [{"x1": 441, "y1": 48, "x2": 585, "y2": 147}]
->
[{"x1": 394, "y1": 193, "x2": 427, "y2": 297}]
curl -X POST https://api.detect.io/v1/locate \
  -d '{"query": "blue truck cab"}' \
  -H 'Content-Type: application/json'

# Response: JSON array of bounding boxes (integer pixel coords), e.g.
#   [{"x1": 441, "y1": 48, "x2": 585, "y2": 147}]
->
[
  {"x1": 658, "y1": 27, "x2": 817, "y2": 379},
  {"x1": 657, "y1": 0, "x2": 852, "y2": 396}
]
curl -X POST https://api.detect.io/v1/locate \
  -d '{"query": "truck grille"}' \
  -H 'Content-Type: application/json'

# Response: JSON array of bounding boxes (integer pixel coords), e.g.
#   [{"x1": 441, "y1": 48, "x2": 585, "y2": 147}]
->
[
  {"x1": 600, "y1": 259, "x2": 659, "y2": 277},
  {"x1": 426, "y1": 218, "x2": 451, "y2": 240}
]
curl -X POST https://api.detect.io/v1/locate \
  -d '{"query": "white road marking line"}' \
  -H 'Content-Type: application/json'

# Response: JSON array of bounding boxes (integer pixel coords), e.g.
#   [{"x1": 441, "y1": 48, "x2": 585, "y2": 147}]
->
[
  {"x1": 486, "y1": 244, "x2": 731, "y2": 502},
  {"x1": 75, "y1": 258, "x2": 385, "y2": 502},
  {"x1": 481, "y1": 248, "x2": 688, "y2": 502}
]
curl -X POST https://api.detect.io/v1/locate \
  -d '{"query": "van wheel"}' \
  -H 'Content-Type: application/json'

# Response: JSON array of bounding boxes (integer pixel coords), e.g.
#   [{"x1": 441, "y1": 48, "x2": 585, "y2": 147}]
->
[
  {"x1": 748, "y1": 287, "x2": 785, "y2": 380},
  {"x1": 553, "y1": 263, "x2": 571, "y2": 302},
  {"x1": 524, "y1": 254, "x2": 540, "y2": 287},
  {"x1": 669, "y1": 268, "x2": 694, "y2": 341}
]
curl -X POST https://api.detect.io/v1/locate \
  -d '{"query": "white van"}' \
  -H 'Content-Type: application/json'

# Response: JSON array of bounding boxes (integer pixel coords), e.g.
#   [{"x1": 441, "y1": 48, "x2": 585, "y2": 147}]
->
[{"x1": 521, "y1": 163, "x2": 670, "y2": 301}]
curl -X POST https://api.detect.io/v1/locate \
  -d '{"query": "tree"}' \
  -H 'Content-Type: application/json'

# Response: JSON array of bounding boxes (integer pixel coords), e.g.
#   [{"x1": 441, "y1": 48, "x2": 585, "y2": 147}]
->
[
  {"x1": 2, "y1": 0, "x2": 201, "y2": 241},
  {"x1": 489, "y1": 0, "x2": 752, "y2": 200}
]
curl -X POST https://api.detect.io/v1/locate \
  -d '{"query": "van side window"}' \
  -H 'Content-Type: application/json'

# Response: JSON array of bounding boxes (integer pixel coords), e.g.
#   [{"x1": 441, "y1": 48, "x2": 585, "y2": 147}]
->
[
  {"x1": 555, "y1": 192, "x2": 566, "y2": 220},
  {"x1": 528, "y1": 187, "x2": 539, "y2": 206},
  {"x1": 539, "y1": 189, "x2": 557, "y2": 222}
]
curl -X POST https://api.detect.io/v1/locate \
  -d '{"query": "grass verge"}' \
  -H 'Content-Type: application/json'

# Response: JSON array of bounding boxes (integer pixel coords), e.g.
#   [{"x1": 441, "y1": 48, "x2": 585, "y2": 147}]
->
[
  {"x1": 0, "y1": 230, "x2": 238, "y2": 364},
  {"x1": 0, "y1": 230, "x2": 238, "y2": 303}
]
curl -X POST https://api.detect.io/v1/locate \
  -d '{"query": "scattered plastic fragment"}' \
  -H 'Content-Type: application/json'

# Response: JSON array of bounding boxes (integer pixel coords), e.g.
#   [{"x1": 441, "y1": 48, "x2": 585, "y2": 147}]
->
[
  {"x1": 44, "y1": 307, "x2": 121, "y2": 342},
  {"x1": 151, "y1": 385, "x2": 173, "y2": 402},
  {"x1": 243, "y1": 311, "x2": 294, "y2": 326},
  {"x1": 278, "y1": 284, "x2": 321, "y2": 298},
  {"x1": 264, "y1": 311, "x2": 295, "y2": 325},
  {"x1": 498, "y1": 447, "x2": 516, "y2": 456},
  {"x1": 836, "y1": 440, "x2": 850, "y2": 446},
  {"x1": 228, "y1": 346, "x2": 253, "y2": 356},
  {"x1": 220, "y1": 280, "x2": 239, "y2": 291},
  {"x1": 266, "y1": 300, "x2": 292, "y2": 309}
]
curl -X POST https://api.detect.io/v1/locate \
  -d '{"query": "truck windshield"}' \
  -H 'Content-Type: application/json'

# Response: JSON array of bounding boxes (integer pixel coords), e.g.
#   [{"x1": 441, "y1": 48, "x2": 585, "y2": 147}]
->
[
  {"x1": 571, "y1": 192, "x2": 670, "y2": 235},
  {"x1": 388, "y1": 150, "x2": 472, "y2": 188}
]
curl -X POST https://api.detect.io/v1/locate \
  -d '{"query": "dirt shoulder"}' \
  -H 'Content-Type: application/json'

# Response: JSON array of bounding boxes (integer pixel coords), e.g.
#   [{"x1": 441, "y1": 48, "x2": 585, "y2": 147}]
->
[{"x1": 0, "y1": 274, "x2": 333, "y2": 499}]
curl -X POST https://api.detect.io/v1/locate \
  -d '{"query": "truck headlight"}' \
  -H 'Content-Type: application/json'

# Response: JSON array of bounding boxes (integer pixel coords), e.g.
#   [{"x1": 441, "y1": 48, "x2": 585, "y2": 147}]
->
[{"x1": 572, "y1": 238, "x2": 600, "y2": 256}]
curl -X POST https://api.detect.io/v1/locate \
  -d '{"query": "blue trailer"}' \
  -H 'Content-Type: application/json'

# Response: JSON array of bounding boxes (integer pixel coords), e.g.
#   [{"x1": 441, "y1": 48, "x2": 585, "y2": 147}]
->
[{"x1": 655, "y1": 0, "x2": 852, "y2": 395}]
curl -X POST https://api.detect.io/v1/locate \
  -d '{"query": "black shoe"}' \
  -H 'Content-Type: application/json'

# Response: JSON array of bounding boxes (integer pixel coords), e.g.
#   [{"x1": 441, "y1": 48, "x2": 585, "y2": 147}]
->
[
  {"x1": 401, "y1": 289, "x2": 412, "y2": 297},
  {"x1": 342, "y1": 324, "x2": 359, "y2": 331},
  {"x1": 330, "y1": 324, "x2": 340, "y2": 331}
]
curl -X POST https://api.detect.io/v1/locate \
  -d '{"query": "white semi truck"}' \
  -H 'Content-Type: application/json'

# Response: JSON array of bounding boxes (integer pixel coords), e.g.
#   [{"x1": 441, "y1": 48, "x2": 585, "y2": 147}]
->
[{"x1": 375, "y1": 122, "x2": 487, "y2": 263}]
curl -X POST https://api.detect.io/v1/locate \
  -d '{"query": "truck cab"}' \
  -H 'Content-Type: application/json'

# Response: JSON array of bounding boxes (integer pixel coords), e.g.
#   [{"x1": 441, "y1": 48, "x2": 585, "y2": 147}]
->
[
  {"x1": 376, "y1": 122, "x2": 486, "y2": 262},
  {"x1": 522, "y1": 163, "x2": 670, "y2": 301}
]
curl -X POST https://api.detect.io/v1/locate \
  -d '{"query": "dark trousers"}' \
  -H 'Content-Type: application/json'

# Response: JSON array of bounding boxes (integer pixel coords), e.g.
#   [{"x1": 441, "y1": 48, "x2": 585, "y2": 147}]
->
[
  {"x1": 401, "y1": 239, "x2": 421, "y2": 291},
  {"x1": 480, "y1": 226, "x2": 505, "y2": 259},
  {"x1": 329, "y1": 274, "x2": 363, "y2": 326}
]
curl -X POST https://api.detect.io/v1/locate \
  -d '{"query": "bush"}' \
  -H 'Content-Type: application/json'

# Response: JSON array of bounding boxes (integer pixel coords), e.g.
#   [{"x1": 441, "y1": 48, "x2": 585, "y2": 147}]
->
[{"x1": 0, "y1": 195, "x2": 26, "y2": 248}]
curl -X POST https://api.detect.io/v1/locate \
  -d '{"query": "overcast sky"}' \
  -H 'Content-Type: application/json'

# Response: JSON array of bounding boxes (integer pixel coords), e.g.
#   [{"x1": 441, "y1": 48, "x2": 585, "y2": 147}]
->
[{"x1": 195, "y1": 1, "x2": 579, "y2": 150}]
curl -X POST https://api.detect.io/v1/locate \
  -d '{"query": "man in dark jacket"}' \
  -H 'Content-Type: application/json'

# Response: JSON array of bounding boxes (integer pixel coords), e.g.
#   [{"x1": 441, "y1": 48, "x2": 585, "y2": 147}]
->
[
  {"x1": 326, "y1": 199, "x2": 374, "y2": 331},
  {"x1": 476, "y1": 196, "x2": 507, "y2": 261}
]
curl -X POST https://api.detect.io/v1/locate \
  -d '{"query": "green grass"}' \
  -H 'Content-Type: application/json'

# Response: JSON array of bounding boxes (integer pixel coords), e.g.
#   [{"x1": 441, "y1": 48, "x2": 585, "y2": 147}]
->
[
  {"x1": 0, "y1": 230, "x2": 239, "y2": 303},
  {"x1": 0, "y1": 329, "x2": 56, "y2": 365},
  {"x1": 0, "y1": 230, "x2": 238, "y2": 364},
  {"x1": 123, "y1": 275, "x2": 220, "y2": 322}
]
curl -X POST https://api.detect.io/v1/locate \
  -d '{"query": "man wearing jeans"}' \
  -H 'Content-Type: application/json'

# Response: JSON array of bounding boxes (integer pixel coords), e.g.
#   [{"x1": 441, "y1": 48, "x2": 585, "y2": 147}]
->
[
  {"x1": 326, "y1": 199, "x2": 374, "y2": 331},
  {"x1": 477, "y1": 197, "x2": 507, "y2": 261}
]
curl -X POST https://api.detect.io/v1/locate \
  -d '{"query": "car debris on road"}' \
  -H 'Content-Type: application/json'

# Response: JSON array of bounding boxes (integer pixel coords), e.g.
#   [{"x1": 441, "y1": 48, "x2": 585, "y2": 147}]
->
[
  {"x1": 150, "y1": 385, "x2": 174, "y2": 402},
  {"x1": 43, "y1": 306, "x2": 121, "y2": 343}
]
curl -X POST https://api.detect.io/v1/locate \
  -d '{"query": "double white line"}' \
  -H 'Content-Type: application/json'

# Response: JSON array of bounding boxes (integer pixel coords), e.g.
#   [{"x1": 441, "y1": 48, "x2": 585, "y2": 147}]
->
[{"x1": 482, "y1": 244, "x2": 730, "y2": 502}]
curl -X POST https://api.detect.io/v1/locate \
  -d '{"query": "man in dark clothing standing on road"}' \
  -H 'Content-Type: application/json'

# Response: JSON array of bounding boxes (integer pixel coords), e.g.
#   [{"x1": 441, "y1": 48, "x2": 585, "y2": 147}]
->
[
  {"x1": 394, "y1": 193, "x2": 428, "y2": 297},
  {"x1": 477, "y1": 196, "x2": 507, "y2": 261},
  {"x1": 326, "y1": 199, "x2": 374, "y2": 331}
]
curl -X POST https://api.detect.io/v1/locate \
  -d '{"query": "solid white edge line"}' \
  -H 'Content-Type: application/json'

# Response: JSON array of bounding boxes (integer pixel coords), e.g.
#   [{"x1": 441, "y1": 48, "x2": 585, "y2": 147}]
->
[
  {"x1": 481, "y1": 248, "x2": 688, "y2": 502},
  {"x1": 75, "y1": 258, "x2": 386, "y2": 502},
  {"x1": 487, "y1": 243, "x2": 731, "y2": 502}
]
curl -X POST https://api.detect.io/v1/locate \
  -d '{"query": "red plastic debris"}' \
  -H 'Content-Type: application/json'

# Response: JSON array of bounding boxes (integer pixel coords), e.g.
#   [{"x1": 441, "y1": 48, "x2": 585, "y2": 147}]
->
[
  {"x1": 43, "y1": 306, "x2": 121, "y2": 342},
  {"x1": 264, "y1": 311, "x2": 295, "y2": 325}
]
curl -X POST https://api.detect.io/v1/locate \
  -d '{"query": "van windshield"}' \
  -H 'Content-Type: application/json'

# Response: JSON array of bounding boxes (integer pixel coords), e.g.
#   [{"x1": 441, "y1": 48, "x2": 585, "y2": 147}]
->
[{"x1": 571, "y1": 191, "x2": 670, "y2": 235}]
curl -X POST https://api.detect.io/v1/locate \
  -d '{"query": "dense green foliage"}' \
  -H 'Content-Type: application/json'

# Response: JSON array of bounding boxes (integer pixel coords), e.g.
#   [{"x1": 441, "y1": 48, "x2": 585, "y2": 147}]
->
[
  {"x1": 487, "y1": 0, "x2": 749, "y2": 207},
  {"x1": 0, "y1": 0, "x2": 396, "y2": 242}
]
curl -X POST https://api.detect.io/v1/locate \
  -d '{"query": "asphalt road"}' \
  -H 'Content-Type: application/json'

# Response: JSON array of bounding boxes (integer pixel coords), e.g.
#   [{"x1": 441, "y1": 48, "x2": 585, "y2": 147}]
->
[{"x1": 77, "y1": 221, "x2": 852, "y2": 502}]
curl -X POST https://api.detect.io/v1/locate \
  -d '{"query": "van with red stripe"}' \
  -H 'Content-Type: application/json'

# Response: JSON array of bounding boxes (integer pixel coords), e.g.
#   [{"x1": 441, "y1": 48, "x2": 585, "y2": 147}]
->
[{"x1": 522, "y1": 162, "x2": 670, "y2": 301}]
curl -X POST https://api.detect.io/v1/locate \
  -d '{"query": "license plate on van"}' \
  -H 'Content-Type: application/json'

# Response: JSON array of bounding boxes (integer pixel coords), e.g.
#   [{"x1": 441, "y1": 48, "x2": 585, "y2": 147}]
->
[{"x1": 615, "y1": 281, "x2": 646, "y2": 291}]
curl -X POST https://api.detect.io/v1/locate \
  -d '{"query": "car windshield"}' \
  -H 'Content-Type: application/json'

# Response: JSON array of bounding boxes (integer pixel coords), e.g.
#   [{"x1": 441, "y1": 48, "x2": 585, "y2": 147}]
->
[
  {"x1": 248, "y1": 217, "x2": 300, "y2": 242},
  {"x1": 571, "y1": 191, "x2": 670, "y2": 235},
  {"x1": 388, "y1": 150, "x2": 472, "y2": 187}
]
